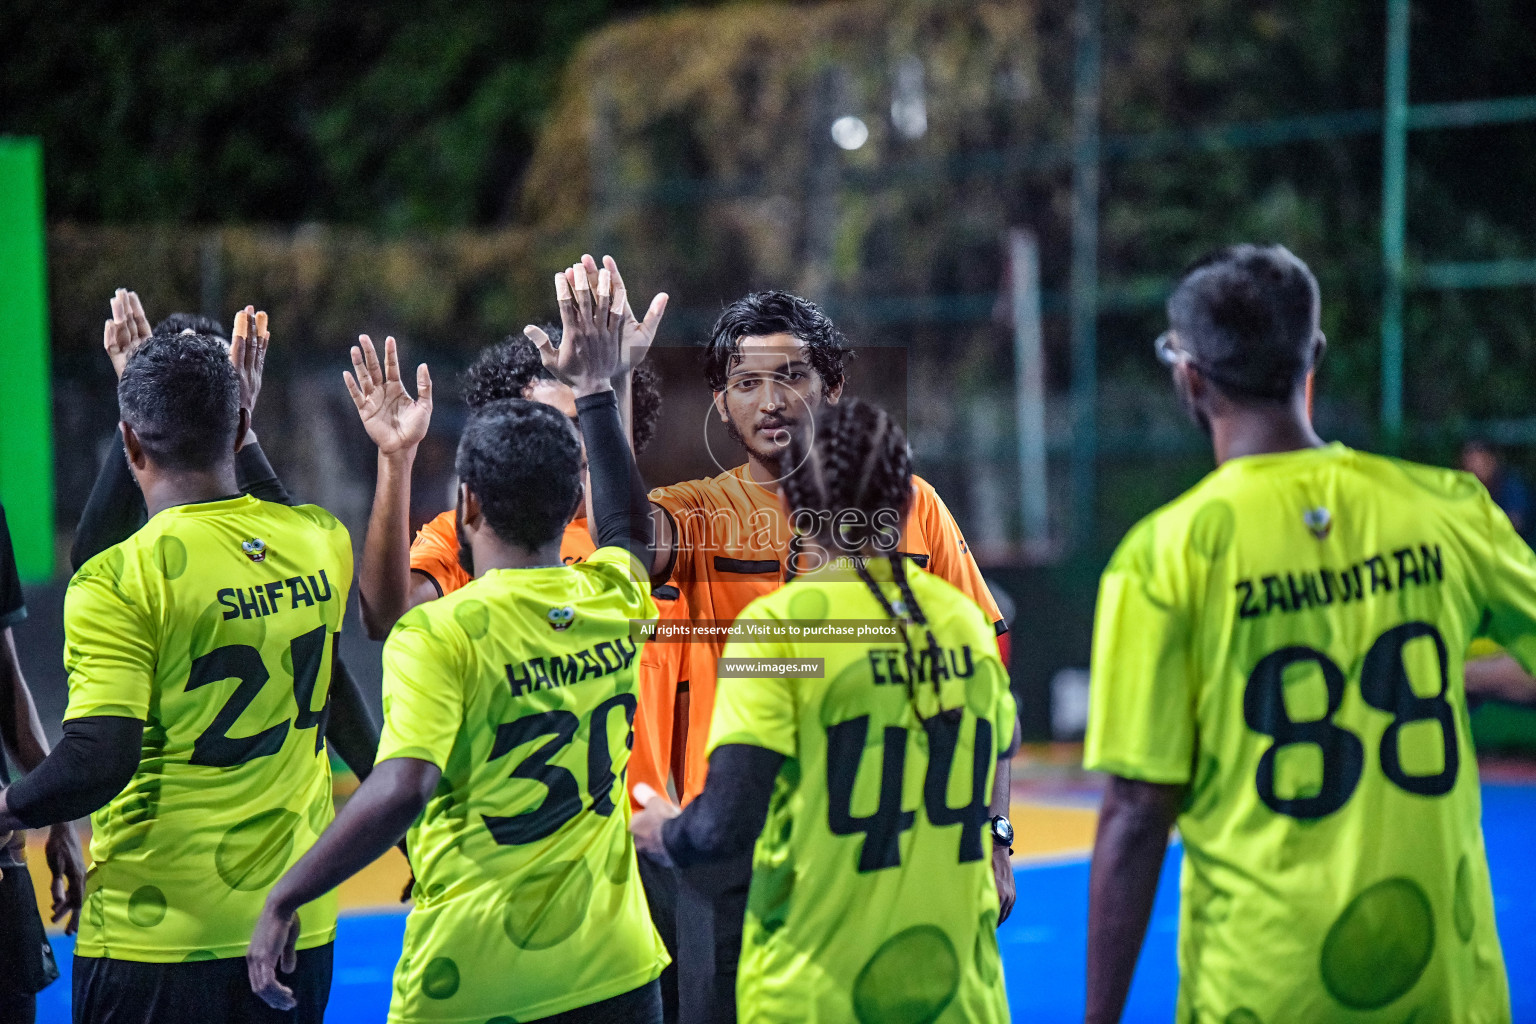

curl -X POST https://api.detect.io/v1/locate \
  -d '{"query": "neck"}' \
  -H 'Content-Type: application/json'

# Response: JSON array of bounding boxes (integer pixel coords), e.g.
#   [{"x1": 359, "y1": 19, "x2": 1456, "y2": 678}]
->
[
  {"x1": 1210, "y1": 391, "x2": 1325, "y2": 465},
  {"x1": 137, "y1": 466, "x2": 241, "y2": 518},
  {"x1": 469, "y1": 535, "x2": 565, "y2": 576},
  {"x1": 743, "y1": 455, "x2": 782, "y2": 493}
]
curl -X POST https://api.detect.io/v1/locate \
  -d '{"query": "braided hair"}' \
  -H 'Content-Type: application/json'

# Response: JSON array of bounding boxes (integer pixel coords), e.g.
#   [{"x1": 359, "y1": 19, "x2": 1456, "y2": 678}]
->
[{"x1": 779, "y1": 399, "x2": 947, "y2": 720}]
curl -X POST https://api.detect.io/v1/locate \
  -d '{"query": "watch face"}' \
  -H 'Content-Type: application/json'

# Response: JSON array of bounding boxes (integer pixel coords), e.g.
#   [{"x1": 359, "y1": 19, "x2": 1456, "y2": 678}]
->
[{"x1": 991, "y1": 815, "x2": 1014, "y2": 846}]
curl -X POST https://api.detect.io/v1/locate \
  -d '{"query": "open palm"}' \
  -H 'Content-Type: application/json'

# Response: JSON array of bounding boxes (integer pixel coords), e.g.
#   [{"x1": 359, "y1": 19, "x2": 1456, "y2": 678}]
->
[
  {"x1": 568, "y1": 254, "x2": 668, "y2": 376},
  {"x1": 344, "y1": 335, "x2": 433, "y2": 455}
]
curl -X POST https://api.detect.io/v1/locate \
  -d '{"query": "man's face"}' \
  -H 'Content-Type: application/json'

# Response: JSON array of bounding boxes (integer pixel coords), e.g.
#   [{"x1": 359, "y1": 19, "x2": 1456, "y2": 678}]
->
[
  {"x1": 525, "y1": 378, "x2": 587, "y2": 519},
  {"x1": 714, "y1": 333, "x2": 839, "y2": 466}
]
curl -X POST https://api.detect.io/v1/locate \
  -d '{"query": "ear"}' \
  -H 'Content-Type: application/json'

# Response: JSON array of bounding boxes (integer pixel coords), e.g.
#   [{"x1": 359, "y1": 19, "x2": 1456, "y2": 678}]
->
[
  {"x1": 1311, "y1": 331, "x2": 1327, "y2": 367},
  {"x1": 120, "y1": 421, "x2": 148, "y2": 470},
  {"x1": 826, "y1": 379, "x2": 844, "y2": 404},
  {"x1": 233, "y1": 407, "x2": 251, "y2": 453},
  {"x1": 458, "y1": 482, "x2": 482, "y2": 530},
  {"x1": 712, "y1": 389, "x2": 729, "y2": 422}
]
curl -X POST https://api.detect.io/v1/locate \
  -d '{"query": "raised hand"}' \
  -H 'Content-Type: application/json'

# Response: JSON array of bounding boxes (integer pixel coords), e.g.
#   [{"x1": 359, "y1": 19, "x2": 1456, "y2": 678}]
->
[
  {"x1": 344, "y1": 335, "x2": 433, "y2": 456},
  {"x1": 104, "y1": 288, "x2": 153, "y2": 379},
  {"x1": 528, "y1": 263, "x2": 623, "y2": 398},
  {"x1": 230, "y1": 306, "x2": 270, "y2": 419},
  {"x1": 565, "y1": 254, "x2": 667, "y2": 376}
]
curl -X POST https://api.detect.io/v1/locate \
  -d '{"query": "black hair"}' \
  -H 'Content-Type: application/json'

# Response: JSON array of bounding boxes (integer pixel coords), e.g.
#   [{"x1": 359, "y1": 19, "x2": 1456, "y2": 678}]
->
[
  {"x1": 462, "y1": 329, "x2": 664, "y2": 453},
  {"x1": 118, "y1": 333, "x2": 241, "y2": 472},
  {"x1": 630, "y1": 363, "x2": 662, "y2": 454},
  {"x1": 455, "y1": 398, "x2": 582, "y2": 552},
  {"x1": 704, "y1": 291, "x2": 849, "y2": 394},
  {"x1": 779, "y1": 398, "x2": 947, "y2": 720},
  {"x1": 1166, "y1": 243, "x2": 1321, "y2": 402},
  {"x1": 152, "y1": 313, "x2": 228, "y2": 340},
  {"x1": 462, "y1": 332, "x2": 557, "y2": 410}
]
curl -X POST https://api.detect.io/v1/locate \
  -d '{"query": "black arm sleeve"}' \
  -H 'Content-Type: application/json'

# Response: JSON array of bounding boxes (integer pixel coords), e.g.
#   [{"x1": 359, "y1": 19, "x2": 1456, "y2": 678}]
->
[
  {"x1": 7, "y1": 715, "x2": 144, "y2": 828},
  {"x1": 661, "y1": 744, "x2": 784, "y2": 869},
  {"x1": 235, "y1": 440, "x2": 293, "y2": 506},
  {"x1": 71, "y1": 442, "x2": 148, "y2": 572},
  {"x1": 326, "y1": 653, "x2": 379, "y2": 782},
  {"x1": 576, "y1": 390, "x2": 654, "y2": 564}
]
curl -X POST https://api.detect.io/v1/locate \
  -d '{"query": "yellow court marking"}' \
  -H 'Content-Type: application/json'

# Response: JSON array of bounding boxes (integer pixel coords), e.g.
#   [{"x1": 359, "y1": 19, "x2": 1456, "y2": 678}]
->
[
  {"x1": 1010, "y1": 800, "x2": 1098, "y2": 864},
  {"x1": 21, "y1": 796, "x2": 1100, "y2": 930}
]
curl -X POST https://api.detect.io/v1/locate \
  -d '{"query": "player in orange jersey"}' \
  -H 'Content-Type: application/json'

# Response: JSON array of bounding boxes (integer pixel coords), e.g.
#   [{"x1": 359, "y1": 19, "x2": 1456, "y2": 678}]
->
[{"x1": 631, "y1": 289, "x2": 1015, "y2": 1024}]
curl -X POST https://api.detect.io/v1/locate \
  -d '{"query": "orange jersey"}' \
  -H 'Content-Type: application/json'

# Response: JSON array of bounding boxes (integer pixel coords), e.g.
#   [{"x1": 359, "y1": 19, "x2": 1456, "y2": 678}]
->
[
  {"x1": 410, "y1": 510, "x2": 597, "y2": 595},
  {"x1": 651, "y1": 465, "x2": 1004, "y2": 801},
  {"x1": 409, "y1": 508, "x2": 687, "y2": 807}
]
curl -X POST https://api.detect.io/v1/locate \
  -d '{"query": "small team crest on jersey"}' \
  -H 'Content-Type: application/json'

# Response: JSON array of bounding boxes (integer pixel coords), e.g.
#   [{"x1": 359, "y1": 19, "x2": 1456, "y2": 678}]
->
[
  {"x1": 241, "y1": 537, "x2": 268, "y2": 562},
  {"x1": 1303, "y1": 507, "x2": 1332, "y2": 540},
  {"x1": 547, "y1": 606, "x2": 575, "y2": 631}
]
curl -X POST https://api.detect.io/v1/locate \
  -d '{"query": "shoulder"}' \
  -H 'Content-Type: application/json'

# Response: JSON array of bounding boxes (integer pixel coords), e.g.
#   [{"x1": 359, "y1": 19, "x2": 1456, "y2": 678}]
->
[
  {"x1": 909, "y1": 566, "x2": 995, "y2": 637},
  {"x1": 650, "y1": 469, "x2": 740, "y2": 513},
  {"x1": 283, "y1": 502, "x2": 350, "y2": 536},
  {"x1": 387, "y1": 582, "x2": 477, "y2": 650},
  {"x1": 415, "y1": 508, "x2": 458, "y2": 543},
  {"x1": 1102, "y1": 474, "x2": 1236, "y2": 581},
  {"x1": 1367, "y1": 452, "x2": 1487, "y2": 506}
]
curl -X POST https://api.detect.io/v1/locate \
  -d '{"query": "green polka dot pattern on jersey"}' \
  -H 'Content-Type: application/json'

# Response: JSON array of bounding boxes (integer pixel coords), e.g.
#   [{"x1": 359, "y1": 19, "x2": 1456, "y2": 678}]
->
[
  {"x1": 154, "y1": 535, "x2": 188, "y2": 579},
  {"x1": 501, "y1": 860, "x2": 594, "y2": 951},
  {"x1": 215, "y1": 808, "x2": 302, "y2": 891},
  {"x1": 454, "y1": 600, "x2": 490, "y2": 639},
  {"x1": 1320, "y1": 877, "x2": 1435, "y2": 1009},
  {"x1": 127, "y1": 885, "x2": 167, "y2": 927},
  {"x1": 851, "y1": 925, "x2": 960, "y2": 1024},
  {"x1": 422, "y1": 957, "x2": 461, "y2": 1000}
]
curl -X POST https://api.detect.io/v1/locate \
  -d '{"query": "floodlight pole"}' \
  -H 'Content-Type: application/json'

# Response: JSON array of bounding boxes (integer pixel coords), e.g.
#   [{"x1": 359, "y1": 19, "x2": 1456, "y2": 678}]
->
[
  {"x1": 1011, "y1": 229, "x2": 1049, "y2": 554},
  {"x1": 1069, "y1": 0, "x2": 1102, "y2": 550},
  {"x1": 1380, "y1": 0, "x2": 1410, "y2": 447}
]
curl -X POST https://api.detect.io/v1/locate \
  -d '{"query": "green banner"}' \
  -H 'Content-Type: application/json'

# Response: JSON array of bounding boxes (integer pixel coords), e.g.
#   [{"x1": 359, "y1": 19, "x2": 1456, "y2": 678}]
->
[{"x1": 0, "y1": 139, "x2": 55, "y2": 581}]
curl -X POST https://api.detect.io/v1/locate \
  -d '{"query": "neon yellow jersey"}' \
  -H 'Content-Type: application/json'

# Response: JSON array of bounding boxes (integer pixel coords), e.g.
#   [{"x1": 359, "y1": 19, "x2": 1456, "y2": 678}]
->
[
  {"x1": 709, "y1": 557, "x2": 1015, "y2": 1024},
  {"x1": 1085, "y1": 443, "x2": 1522, "y2": 1023},
  {"x1": 376, "y1": 546, "x2": 668, "y2": 1024},
  {"x1": 63, "y1": 495, "x2": 351, "y2": 962}
]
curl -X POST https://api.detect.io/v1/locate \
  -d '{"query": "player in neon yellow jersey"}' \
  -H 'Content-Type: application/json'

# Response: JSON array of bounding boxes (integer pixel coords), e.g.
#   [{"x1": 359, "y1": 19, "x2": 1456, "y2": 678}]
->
[
  {"x1": 0, "y1": 326, "x2": 361, "y2": 1023},
  {"x1": 1084, "y1": 245, "x2": 1517, "y2": 1023},
  {"x1": 630, "y1": 397, "x2": 1016, "y2": 1024},
  {"x1": 248, "y1": 262, "x2": 670, "y2": 1022}
]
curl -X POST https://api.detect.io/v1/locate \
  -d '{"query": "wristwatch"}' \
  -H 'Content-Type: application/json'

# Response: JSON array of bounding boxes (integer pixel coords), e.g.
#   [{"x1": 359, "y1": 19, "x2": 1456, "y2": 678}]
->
[{"x1": 989, "y1": 814, "x2": 1014, "y2": 856}]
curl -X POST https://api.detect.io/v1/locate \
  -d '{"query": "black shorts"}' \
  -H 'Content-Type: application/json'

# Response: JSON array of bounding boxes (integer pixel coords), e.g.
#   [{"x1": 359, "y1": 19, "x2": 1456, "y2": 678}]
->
[
  {"x1": 638, "y1": 853, "x2": 679, "y2": 1024},
  {"x1": 523, "y1": 980, "x2": 662, "y2": 1024},
  {"x1": 71, "y1": 942, "x2": 332, "y2": 1024},
  {"x1": 0, "y1": 863, "x2": 59, "y2": 999},
  {"x1": 674, "y1": 855, "x2": 752, "y2": 1024}
]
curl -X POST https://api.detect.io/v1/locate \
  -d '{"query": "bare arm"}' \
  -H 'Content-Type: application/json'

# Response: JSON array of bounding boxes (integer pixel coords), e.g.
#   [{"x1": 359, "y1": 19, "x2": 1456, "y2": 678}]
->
[
  {"x1": 990, "y1": 746, "x2": 1016, "y2": 925},
  {"x1": 358, "y1": 450, "x2": 417, "y2": 640},
  {"x1": 248, "y1": 757, "x2": 440, "y2": 1010},
  {"x1": 1465, "y1": 655, "x2": 1536, "y2": 705},
  {"x1": 0, "y1": 627, "x2": 87, "y2": 933},
  {"x1": 343, "y1": 335, "x2": 433, "y2": 641},
  {"x1": 1085, "y1": 776, "x2": 1185, "y2": 1024},
  {"x1": 0, "y1": 629, "x2": 47, "y2": 771}
]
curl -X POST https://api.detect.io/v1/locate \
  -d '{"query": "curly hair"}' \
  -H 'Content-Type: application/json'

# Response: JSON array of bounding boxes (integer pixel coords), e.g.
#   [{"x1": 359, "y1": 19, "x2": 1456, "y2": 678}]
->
[
  {"x1": 118, "y1": 333, "x2": 241, "y2": 472},
  {"x1": 462, "y1": 332, "x2": 557, "y2": 410},
  {"x1": 463, "y1": 330, "x2": 664, "y2": 453},
  {"x1": 456, "y1": 398, "x2": 582, "y2": 552},
  {"x1": 704, "y1": 291, "x2": 849, "y2": 394},
  {"x1": 152, "y1": 313, "x2": 228, "y2": 340}
]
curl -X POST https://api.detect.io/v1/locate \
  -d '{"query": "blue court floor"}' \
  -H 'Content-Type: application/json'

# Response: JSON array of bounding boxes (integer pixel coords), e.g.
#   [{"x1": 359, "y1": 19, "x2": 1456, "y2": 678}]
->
[{"x1": 37, "y1": 782, "x2": 1536, "y2": 1023}]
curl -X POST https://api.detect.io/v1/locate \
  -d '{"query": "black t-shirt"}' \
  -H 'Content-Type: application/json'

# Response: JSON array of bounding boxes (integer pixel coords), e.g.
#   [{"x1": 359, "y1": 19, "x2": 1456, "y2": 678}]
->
[{"x1": 0, "y1": 503, "x2": 28, "y2": 863}]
